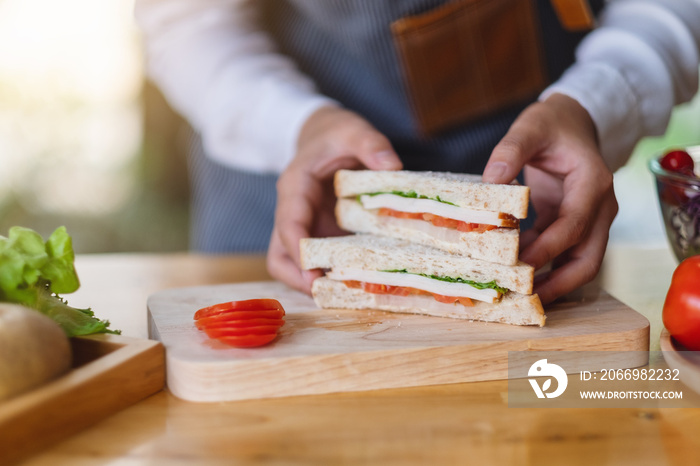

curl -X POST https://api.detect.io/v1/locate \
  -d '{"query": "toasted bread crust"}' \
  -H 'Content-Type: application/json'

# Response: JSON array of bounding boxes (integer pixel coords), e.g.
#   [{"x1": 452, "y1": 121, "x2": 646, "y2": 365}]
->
[{"x1": 335, "y1": 170, "x2": 530, "y2": 218}]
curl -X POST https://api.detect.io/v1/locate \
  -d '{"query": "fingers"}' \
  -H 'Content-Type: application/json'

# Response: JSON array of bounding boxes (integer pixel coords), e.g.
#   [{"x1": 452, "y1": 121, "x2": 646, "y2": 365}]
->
[
  {"x1": 491, "y1": 95, "x2": 610, "y2": 303},
  {"x1": 519, "y1": 166, "x2": 561, "y2": 251},
  {"x1": 533, "y1": 192, "x2": 618, "y2": 304},
  {"x1": 267, "y1": 106, "x2": 401, "y2": 292},
  {"x1": 482, "y1": 112, "x2": 547, "y2": 184},
  {"x1": 520, "y1": 161, "x2": 613, "y2": 271},
  {"x1": 356, "y1": 133, "x2": 403, "y2": 171},
  {"x1": 310, "y1": 129, "x2": 402, "y2": 179},
  {"x1": 519, "y1": 229, "x2": 539, "y2": 252},
  {"x1": 274, "y1": 165, "x2": 321, "y2": 262},
  {"x1": 267, "y1": 227, "x2": 321, "y2": 294}
]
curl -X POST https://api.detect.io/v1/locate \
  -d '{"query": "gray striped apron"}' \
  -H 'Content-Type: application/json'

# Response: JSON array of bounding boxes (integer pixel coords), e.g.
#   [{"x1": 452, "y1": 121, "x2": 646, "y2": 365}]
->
[{"x1": 189, "y1": 0, "x2": 603, "y2": 253}]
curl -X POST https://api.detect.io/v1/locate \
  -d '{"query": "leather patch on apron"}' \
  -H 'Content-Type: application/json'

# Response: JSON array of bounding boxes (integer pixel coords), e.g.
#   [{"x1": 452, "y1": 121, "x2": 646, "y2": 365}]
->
[
  {"x1": 550, "y1": 0, "x2": 595, "y2": 32},
  {"x1": 391, "y1": 0, "x2": 548, "y2": 136}
]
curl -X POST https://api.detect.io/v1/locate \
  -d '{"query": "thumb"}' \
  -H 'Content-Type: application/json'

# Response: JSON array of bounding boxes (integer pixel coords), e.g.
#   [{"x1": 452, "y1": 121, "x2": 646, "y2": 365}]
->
[
  {"x1": 482, "y1": 128, "x2": 541, "y2": 184},
  {"x1": 356, "y1": 132, "x2": 403, "y2": 171}
]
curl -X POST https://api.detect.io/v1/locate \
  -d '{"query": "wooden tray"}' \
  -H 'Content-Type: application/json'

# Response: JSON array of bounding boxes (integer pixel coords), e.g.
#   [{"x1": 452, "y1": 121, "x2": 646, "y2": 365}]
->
[
  {"x1": 0, "y1": 334, "x2": 164, "y2": 465},
  {"x1": 148, "y1": 281, "x2": 650, "y2": 402}
]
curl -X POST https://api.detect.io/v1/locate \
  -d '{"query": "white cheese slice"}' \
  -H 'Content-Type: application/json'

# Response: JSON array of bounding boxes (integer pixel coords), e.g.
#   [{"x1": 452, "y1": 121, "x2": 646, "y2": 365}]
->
[
  {"x1": 359, "y1": 194, "x2": 509, "y2": 226},
  {"x1": 326, "y1": 268, "x2": 501, "y2": 304}
]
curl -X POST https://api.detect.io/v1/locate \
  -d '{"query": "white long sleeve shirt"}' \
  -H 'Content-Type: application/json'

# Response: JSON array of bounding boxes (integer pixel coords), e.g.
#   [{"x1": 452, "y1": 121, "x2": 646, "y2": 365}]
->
[{"x1": 135, "y1": 0, "x2": 700, "y2": 174}]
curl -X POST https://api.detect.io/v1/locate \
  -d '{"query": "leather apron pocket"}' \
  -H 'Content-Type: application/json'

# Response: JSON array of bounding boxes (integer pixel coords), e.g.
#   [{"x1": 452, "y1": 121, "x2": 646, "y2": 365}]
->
[{"x1": 391, "y1": 0, "x2": 548, "y2": 136}]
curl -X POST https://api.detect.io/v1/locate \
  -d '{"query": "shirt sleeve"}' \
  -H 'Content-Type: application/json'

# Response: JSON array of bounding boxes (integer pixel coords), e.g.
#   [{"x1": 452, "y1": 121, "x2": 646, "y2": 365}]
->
[
  {"x1": 540, "y1": 0, "x2": 700, "y2": 171},
  {"x1": 134, "y1": 0, "x2": 338, "y2": 174}
]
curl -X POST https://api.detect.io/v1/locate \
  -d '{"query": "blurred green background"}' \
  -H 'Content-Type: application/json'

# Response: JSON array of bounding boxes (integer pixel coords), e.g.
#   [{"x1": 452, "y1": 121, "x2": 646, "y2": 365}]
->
[
  {"x1": 0, "y1": 0, "x2": 698, "y2": 253},
  {"x1": 0, "y1": 0, "x2": 190, "y2": 252}
]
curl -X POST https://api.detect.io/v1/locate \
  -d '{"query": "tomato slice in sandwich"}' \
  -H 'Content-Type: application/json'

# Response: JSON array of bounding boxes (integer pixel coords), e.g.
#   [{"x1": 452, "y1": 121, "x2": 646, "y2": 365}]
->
[
  {"x1": 378, "y1": 208, "x2": 498, "y2": 233},
  {"x1": 345, "y1": 280, "x2": 475, "y2": 307}
]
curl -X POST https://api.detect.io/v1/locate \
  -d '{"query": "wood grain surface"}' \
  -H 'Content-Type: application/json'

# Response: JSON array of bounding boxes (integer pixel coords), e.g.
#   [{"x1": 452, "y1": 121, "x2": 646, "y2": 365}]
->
[
  {"x1": 148, "y1": 281, "x2": 649, "y2": 402},
  {"x1": 14, "y1": 249, "x2": 700, "y2": 466}
]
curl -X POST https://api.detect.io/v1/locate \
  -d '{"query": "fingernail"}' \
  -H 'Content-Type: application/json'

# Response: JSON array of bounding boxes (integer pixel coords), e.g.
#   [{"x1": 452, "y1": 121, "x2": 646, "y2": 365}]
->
[
  {"x1": 372, "y1": 150, "x2": 399, "y2": 169},
  {"x1": 483, "y1": 162, "x2": 508, "y2": 182}
]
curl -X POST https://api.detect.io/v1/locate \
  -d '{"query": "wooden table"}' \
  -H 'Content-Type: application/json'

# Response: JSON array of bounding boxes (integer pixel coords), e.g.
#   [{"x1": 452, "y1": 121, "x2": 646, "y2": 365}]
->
[{"x1": 16, "y1": 246, "x2": 700, "y2": 465}]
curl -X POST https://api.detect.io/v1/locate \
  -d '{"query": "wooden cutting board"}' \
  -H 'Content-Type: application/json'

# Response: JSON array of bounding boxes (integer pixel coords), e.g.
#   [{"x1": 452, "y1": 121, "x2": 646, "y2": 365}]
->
[{"x1": 148, "y1": 281, "x2": 649, "y2": 402}]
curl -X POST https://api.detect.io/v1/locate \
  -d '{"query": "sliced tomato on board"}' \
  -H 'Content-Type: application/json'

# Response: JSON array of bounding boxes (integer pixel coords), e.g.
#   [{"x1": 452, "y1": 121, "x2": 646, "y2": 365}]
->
[
  {"x1": 203, "y1": 325, "x2": 282, "y2": 339},
  {"x1": 193, "y1": 299, "x2": 285, "y2": 348},
  {"x1": 217, "y1": 333, "x2": 279, "y2": 348},
  {"x1": 196, "y1": 318, "x2": 285, "y2": 331},
  {"x1": 194, "y1": 298, "x2": 284, "y2": 319},
  {"x1": 195, "y1": 310, "x2": 285, "y2": 328}
]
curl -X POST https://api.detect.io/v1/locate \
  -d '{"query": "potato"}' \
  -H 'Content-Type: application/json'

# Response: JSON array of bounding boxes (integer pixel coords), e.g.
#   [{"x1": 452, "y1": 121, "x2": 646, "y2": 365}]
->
[{"x1": 0, "y1": 304, "x2": 72, "y2": 401}]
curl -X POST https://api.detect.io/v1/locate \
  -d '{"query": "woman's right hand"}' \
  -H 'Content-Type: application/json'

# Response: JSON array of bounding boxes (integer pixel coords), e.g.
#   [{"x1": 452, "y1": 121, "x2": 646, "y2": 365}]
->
[{"x1": 267, "y1": 106, "x2": 403, "y2": 293}]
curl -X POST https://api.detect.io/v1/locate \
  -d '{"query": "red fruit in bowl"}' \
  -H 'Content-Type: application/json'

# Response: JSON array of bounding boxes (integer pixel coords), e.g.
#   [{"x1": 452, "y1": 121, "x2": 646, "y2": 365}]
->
[
  {"x1": 660, "y1": 149, "x2": 695, "y2": 175},
  {"x1": 661, "y1": 184, "x2": 689, "y2": 206}
]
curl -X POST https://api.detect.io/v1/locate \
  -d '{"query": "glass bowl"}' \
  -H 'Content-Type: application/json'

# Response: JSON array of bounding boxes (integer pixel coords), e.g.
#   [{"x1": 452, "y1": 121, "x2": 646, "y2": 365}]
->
[{"x1": 649, "y1": 146, "x2": 700, "y2": 262}]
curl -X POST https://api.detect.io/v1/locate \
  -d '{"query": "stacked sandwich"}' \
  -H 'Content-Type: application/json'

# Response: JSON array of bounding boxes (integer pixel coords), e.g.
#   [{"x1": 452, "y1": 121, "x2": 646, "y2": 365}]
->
[{"x1": 300, "y1": 170, "x2": 545, "y2": 326}]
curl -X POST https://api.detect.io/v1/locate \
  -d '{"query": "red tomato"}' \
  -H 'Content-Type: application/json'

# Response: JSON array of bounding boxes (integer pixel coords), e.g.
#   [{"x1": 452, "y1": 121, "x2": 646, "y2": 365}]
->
[
  {"x1": 456, "y1": 222, "x2": 496, "y2": 233},
  {"x1": 662, "y1": 256, "x2": 700, "y2": 350},
  {"x1": 345, "y1": 281, "x2": 476, "y2": 307},
  {"x1": 194, "y1": 298, "x2": 283, "y2": 319},
  {"x1": 194, "y1": 310, "x2": 285, "y2": 327},
  {"x1": 377, "y1": 208, "x2": 495, "y2": 233},
  {"x1": 660, "y1": 149, "x2": 695, "y2": 175},
  {"x1": 217, "y1": 333, "x2": 279, "y2": 348},
  {"x1": 457, "y1": 297, "x2": 475, "y2": 307},
  {"x1": 423, "y1": 213, "x2": 460, "y2": 230},
  {"x1": 432, "y1": 293, "x2": 475, "y2": 307},
  {"x1": 362, "y1": 282, "x2": 411, "y2": 296},
  {"x1": 660, "y1": 184, "x2": 690, "y2": 206},
  {"x1": 194, "y1": 299, "x2": 285, "y2": 348},
  {"x1": 203, "y1": 325, "x2": 281, "y2": 339},
  {"x1": 196, "y1": 317, "x2": 285, "y2": 330},
  {"x1": 378, "y1": 208, "x2": 421, "y2": 220}
]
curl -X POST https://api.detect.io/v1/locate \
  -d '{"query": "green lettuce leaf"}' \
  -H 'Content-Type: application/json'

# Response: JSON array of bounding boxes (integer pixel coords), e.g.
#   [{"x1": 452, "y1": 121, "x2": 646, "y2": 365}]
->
[
  {"x1": 42, "y1": 226, "x2": 80, "y2": 294},
  {"x1": 358, "y1": 190, "x2": 458, "y2": 206},
  {"x1": 381, "y1": 269, "x2": 509, "y2": 295},
  {"x1": 0, "y1": 226, "x2": 119, "y2": 337}
]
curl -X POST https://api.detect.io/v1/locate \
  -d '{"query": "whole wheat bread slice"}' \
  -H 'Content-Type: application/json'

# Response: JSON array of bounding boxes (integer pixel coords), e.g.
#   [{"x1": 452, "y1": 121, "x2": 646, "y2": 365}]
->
[
  {"x1": 335, "y1": 170, "x2": 530, "y2": 218},
  {"x1": 336, "y1": 198, "x2": 520, "y2": 265},
  {"x1": 312, "y1": 277, "x2": 545, "y2": 326},
  {"x1": 300, "y1": 234, "x2": 533, "y2": 295}
]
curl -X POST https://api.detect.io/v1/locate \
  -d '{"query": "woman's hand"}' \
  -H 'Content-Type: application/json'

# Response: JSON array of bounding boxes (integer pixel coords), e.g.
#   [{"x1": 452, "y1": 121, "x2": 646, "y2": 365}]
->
[
  {"x1": 267, "y1": 106, "x2": 402, "y2": 293},
  {"x1": 482, "y1": 93, "x2": 618, "y2": 304}
]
